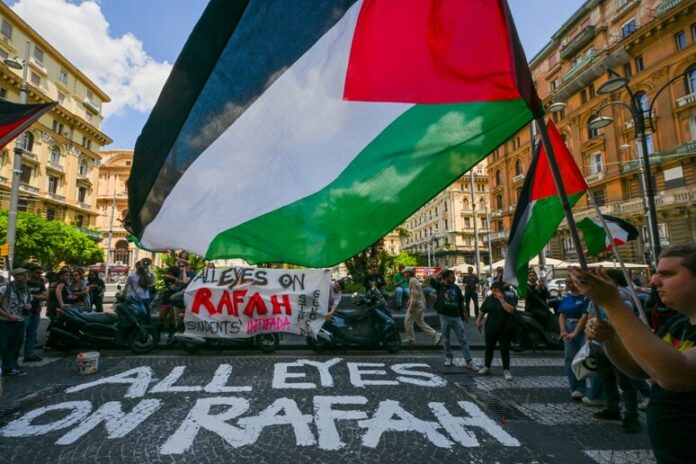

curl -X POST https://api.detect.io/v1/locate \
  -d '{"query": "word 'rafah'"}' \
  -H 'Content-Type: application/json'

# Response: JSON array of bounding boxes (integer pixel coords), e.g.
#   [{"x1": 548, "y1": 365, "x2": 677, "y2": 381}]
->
[
  {"x1": 191, "y1": 288, "x2": 293, "y2": 317},
  {"x1": 0, "y1": 359, "x2": 520, "y2": 454}
]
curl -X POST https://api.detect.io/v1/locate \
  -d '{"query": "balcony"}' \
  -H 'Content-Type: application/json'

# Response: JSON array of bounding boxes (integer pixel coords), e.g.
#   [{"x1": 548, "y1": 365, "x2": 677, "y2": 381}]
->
[
  {"x1": 83, "y1": 98, "x2": 101, "y2": 115},
  {"x1": 19, "y1": 183, "x2": 39, "y2": 194},
  {"x1": 560, "y1": 25, "x2": 596, "y2": 60},
  {"x1": 676, "y1": 92, "x2": 696, "y2": 107},
  {"x1": 77, "y1": 201, "x2": 92, "y2": 210},
  {"x1": 656, "y1": 0, "x2": 684, "y2": 16},
  {"x1": 46, "y1": 161, "x2": 64, "y2": 173},
  {"x1": 562, "y1": 49, "x2": 597, "y2": 82},
  {"x1": 512, "y1": 173, "x2": 525, "y2": 183},
  {"x1": 28, "y1": 56, "x2": 48, "y2": 76},
  {"x1": 46, "y1": 192, "x2": 65, "y2": 202},
  {"x1": 76, "y1": 227, "x2": 103, "y2": 240},
  {"x1": 21, "y1": 150, "x2": 39, "y2": 163},
  {"x1": 585, "y1": 171, "x2": 605, "y2": 184},
  {"x1": 489, "y1": 231, "x2": 509, "y2": 241}
]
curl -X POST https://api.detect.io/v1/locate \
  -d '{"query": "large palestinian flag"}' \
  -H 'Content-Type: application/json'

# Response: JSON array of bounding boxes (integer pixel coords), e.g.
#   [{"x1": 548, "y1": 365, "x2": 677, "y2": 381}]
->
[
  {"x1": 504, "y1": 121, "x2": 587, "y2": 295},
  {"x1": 127, "y1": 0, "x2": 542, "y2": 267},
  {"x1": 0, "y1": 100, "x2": 56, "y2": 150}
]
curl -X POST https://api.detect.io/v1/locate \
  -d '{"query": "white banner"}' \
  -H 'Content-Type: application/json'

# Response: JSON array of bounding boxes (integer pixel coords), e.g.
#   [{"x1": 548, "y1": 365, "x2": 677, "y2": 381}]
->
[{"x1": 183, "y1": 266, "x2": 330, "y2": 339}]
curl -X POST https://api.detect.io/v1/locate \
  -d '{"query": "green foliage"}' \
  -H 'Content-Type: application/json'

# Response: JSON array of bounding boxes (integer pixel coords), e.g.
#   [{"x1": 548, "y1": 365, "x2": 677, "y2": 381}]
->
[
  {"x1": 151, "y1": 251, "x2": 206, "y2": 290},
  {"x1": 344, "y1": 239, "x2": 389, "y2": 291},
  {"x1": 0, "y1": 211, "x2": 103, "y2": 269}
]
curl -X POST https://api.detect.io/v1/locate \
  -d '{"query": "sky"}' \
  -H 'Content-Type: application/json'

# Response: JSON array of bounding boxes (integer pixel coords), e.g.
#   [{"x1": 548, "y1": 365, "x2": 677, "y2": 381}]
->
[{"x1": 9, "y1": 0, "x2": 586, "y2": 149}]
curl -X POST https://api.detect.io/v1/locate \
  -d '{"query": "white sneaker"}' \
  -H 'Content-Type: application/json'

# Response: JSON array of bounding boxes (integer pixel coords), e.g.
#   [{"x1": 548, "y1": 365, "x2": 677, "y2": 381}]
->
[
  {"x1": 478, "y1": 366, "x2": 490, "y2": 375},
  {"x1": 465, "y1": 361, "x2": 479, "y2": 371},
  {"x1": 582, "y1": 397, "x2": 604, "y2": 407},
  {"x1": 503, "y1": 370, "x2": 513, "y2": 380},
  {"x1": 638, "y1": 399, "x2": 649, "y2": 411},
  {"x1": 444, "y1": 358, "x2": 453, "y2": 367},
  {"x1": 571, "y1": 390, "x2": 585, "y2": 400}
]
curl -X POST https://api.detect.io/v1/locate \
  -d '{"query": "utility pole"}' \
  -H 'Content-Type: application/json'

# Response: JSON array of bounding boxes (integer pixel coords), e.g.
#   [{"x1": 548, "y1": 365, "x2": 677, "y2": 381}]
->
[
  {"x1": 469, "y1": 169, "x2": 481, "y2": 276},
  {"x1": 104, "y1": 190, "x2": 117, "y2": 281}
]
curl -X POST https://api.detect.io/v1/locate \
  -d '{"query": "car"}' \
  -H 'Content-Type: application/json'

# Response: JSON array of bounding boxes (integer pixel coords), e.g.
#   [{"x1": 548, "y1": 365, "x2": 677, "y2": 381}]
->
[{"x1": 545, "y1": 278, "x2": 566, "y2": 297}]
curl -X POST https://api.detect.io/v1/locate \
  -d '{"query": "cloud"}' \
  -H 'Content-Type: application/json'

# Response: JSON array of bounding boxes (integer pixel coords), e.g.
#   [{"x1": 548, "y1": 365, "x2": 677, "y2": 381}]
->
[{"x1": 10, "y1": 0, "x2": 172, "y2": 117}]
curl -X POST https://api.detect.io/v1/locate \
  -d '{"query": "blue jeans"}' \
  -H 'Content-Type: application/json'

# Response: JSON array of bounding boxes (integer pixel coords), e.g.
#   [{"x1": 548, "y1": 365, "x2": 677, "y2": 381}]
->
[
  {"x1": 0, "y1": 320, "x2": 24, "y2": 372},
  {"x1": 23, "y1": 312, "x2": 41, "y2": 358},
  {"x1": 394, "y1": 287, "x2": 409, "y2": 309},
  {"x1": 440, "y1": 315, "x2": 473, "y2": 363},
  {"x1": 563, "y1": 318, "x2": 586, "y2": 394}
]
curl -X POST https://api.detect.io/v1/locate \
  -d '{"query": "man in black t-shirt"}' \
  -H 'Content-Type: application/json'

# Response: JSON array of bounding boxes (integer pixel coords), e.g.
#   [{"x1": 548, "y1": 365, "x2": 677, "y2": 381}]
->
[
  {"x1": 363, "y1": 265, "x2": 386, "y2": 293},
  {"x1": 574, "y1": 243, "x2": 696, "y2": 464},
  {"x1": 22, "y1": 263, "x2": 47, "y2": 363},
  {"x1": 462, "y1": 266, "x2": 480, "y2": 318}
]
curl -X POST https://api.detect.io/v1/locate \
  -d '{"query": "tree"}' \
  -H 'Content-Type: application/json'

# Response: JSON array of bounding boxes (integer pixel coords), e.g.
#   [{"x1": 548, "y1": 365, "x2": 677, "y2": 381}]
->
[
  {"x1": 344, "y1": 239, "x2": 388, "y2": 291},
  {"x1": 152, "y1": 251, "x2": 206, "y2": 291},
  {"x1": 0, "y1": 211, "x2": 104, "y2": 269}
]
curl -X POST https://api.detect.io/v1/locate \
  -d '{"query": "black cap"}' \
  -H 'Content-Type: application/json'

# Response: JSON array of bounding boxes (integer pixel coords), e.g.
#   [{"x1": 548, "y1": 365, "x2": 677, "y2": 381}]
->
[{"x1": 491, "y1": 281, "x2": 505, "y2": 290}]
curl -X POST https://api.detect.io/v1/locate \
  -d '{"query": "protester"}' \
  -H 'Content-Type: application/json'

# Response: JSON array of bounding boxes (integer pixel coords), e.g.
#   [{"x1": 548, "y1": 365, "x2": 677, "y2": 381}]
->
[
  {"x1": 403, "y1": 267, "x2": 441, "y2": 346},
  {"x1": 0, "y1": 268, "x2": 32, "y2": 376},
  {"x1": 124, "y1": 259, "x2": 155, "y2": 312},
  {"x1": 525, "y1": 269, "x2": 556, "y2": 334},
  {"x1": 430, "y1": 269, "x2": 477, "y2": 369},
  {"x1": 54, "y1": 267, "x2": 73, "y2": 311},
  {"x1": 22, "y1": 263, "x2": 47, "y2": 363},
  {"x1": 44, "y1": 271, "x2": 59, "y2": 322},
  {"x1": 67, "y1": 268, "x2": 89, "y2": 311},
  {"x1": 391, "y1": 265, "x2": 409, "y2": 311},
  {"x1": 159, "y1": 264, "x2": 182, "y2": 342},
  {"x1": 86, "y1": 270, "x2": 106, "y2": 313},
  {"x1": 477, "y1": 281, "x2": 517, "y2": 379},
  {"x1": 363, "y1": 265, "x2": 386, "y2": 294},
  {"x1": 572, "y1": 243, "x2": 696, "y2": 462},
  {"x1": 462, "y1": 266, "x2": 480, "y2": 318},
  {"x1": 557, "y1": 277, "x2": 589, "y2": 400}
]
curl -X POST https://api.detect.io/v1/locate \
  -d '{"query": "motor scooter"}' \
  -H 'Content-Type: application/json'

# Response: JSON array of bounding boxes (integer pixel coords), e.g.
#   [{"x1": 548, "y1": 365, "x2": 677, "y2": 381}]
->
[
  {"x1": 307, "y1": 288, "x2": 401, "y2": 353},
  {"x1": 169, "y1": 291, "x2": 280, "y2": 354},
  {"x1": 47, "y1": 293, "x2": 158, "y2": 354}
]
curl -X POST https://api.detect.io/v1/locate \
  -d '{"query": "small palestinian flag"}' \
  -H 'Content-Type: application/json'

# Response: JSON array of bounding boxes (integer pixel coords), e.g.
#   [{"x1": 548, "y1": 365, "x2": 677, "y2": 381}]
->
[
  {"x1": 578, "y1": 215, "x2": 639, "y2": 256},
  {"x1": 504, "y1": 120, "x2": 587, "y2": 295},
  {"x1": 128, "y1": 0, "x2": 542, "y2": 267},
  {"x1": 0, "y1": 100, "x2": 56, "y2": 150}
]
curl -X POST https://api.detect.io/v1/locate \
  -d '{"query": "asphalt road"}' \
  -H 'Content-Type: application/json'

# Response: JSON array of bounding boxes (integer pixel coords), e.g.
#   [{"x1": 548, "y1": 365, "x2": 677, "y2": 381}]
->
[{"x1": 0, "y1": 349, "x2": 654, "y2": 464}]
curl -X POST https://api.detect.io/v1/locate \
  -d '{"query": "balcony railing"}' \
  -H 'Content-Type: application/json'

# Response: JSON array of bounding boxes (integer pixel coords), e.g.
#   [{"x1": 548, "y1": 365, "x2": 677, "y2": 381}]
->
[
  {"x1": 656, "y1": 0, "x2": 684, "y2": 16},
  {"x1": 83, "y1": 98, "x2": 101, "y2": 115},
  {"x1": 77, "y1": 201, "x2": 92, "y2": 210},
  {"x1": 47, "y1": 192, "x2": 65, "y2": 202},
  {"x1": 676, "y1": 92, "x2": 696, "y2": 107},
  {"x1": 19, "y1": 183, "x2": 39, "y2": 194},
  {"x1": 47, "y1": 161, "x2": 64, "y2": 172},
  {"x1": 21, "y1": 150, "x2": 38, "y2": 162},
  {"x1": 489, "y1": 231, "x2": 508, "y2": 241},
  {"x1": 560, "y1": 25, "x2": 596, "y2": 60},
  {"x1": 76, "y1": 227, "x2": 103, "y2": 240},
  {"x1": 512, "y1": 173, "x2": 525, "y2": 183},
  {"x1": 585, "y1": 171, "x2": 605, "y2": 184},
  {"x1": 562, "y1": 49, "x2": 596, "y2": 82}
]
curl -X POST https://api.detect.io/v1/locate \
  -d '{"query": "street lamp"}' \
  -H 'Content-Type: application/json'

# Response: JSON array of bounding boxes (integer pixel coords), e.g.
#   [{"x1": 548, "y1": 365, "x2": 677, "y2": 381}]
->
[
  {"x1": 4, "y1": 41, "x2": 31, "y2": 272},
  {"x1": 104, "y1": 190, "x2": 126, "y2": 281},
  {"x1": 586, "y1": 69, "x2": 692, "y2": 267},
  {"x1": 547, "y1": 101, "x2": 567, "y2": 113}
]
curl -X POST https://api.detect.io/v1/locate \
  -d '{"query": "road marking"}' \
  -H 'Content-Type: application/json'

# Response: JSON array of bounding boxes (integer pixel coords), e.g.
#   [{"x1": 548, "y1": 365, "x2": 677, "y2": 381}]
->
[
  {"x1": 584, "y1": 449, "x2": 656, "y2": 464},
  {"x1": 514, "y1": 402, "x2": 605, "y2": 425}
]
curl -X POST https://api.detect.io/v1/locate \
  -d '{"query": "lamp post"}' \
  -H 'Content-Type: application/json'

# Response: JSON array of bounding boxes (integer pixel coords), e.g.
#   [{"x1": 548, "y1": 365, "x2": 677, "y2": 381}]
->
[
  {"x1": 104, "y1": 190, "x2": 125, "y2": 281},
  {"x1": 587, "y1": 71, "x2": 682, "y2": 267},
  {"x1": 469, "y1": 169, "x2": 481, "y2": 276},
  {"x1": 4, "y1": 41, "x2": 31, "y2": 272}
]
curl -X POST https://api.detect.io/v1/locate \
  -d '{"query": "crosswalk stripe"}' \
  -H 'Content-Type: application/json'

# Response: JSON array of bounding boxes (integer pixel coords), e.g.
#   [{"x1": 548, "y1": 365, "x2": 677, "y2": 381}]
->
[
  {"x1": 583, "y1": 449, "x2": 656, "y2": 464},
  {"x1": 514, "y1": 402, "x2": 602, "y2": 425}
]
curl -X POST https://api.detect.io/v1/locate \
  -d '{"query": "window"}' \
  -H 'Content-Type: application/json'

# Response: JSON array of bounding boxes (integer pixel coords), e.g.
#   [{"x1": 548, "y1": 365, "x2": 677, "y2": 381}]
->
[
  {"x1": 33, "y1": 46, "x2": 43, "y2": 64},
  {"x1": 497, "y1": 220, "x2": 503, "y2": 232},
  {"x1": 495, "y1": 194, "x2": 503, "y2": 210},
  {"x1": 58, "y1": 69, "x2": 68, "y2": 84},
  {"x1": 623, "y1": 63, "x2": 632, "y2": 78},
  {"x1": 663, "y1": 166, "x2": 685, "y2": 189},
  {"x1": 690, "y1": 115, "x2": 696, "y2": 141},
  {"x1": 635, "y1": 55, "x2": 644, "y2": 72},
  {"x1": 74, "y1": 214, "x2": 84, "y2": 227},
  {"x1": 30, "y1": 72, "x2": 40, "y2": 87},
  {"x1": 86, "y1": 90, "x2": 94, "y2": 102},
  {"x1": 591, "y1": 153, "x2": 603, "y2": 174},
  {"x1": 675, "y1": 31, "x2": 687, "y2": 50},
  {"x1": 580, "y1": 88, "x2": 587, "y2": 104},
  {"x1": 622, "y1": 19, "x2": 637, "y2": 38},
  {"x1": 81, "y1": 136, "x2": 91, "y2": 150},
  {"x1": 18, "y1": 199, "x2": 28, "y2": 212},
  {"x1": 465, "y1": 218, "x2": 471, "y2": 228},
  {"x1": 22, "y1": 132, "x2": 34, "y2": 152},
  {"x1": 0, "y1": 87, "x2": 6, "y2": 100},
  {"x1": 20, "y1": 164, "x2": 32, "y2": 184},
  {"x1": 588, "y1": 84, "x2": 596, "y2": 98},
  {"x1": 591, "y1": 188, "x2": 606, "y2": 206},
  {"x1": 78, "y1": 160, "x2": 88, "y2": 176},
  {"x1": 693, "y1": 24, "x2": 696, "y2": 41},
  {"x1": 616, "y1": 0, "x2": 628, "y2": 7},
  {"x1": 0, "y1": 48, "x2": 6, "y2": 61},
  {"x1": 58, "y1": 92, "x2": 65, "y2": 105},
  {"x1": 642, "y1": 224, "x2": 670, "y2": 247},
  {"x1": 635, "y1": 91, "x2": 650, "y2": 119},
  {"x1": 687, "y1": 66, "x2": 696, "y2": 94},
  {"x1": 1, "y1": 19, "x2": 12, "y2": 39},
  {"x1": 77, "y1": 186, "x2": 87, "y2": 203},
  {"x1": 52, "y1": 120, "x2": 64, "y2": 136},
  {"x1": 46, "y1": 207, "x2": 55, "y2": 221},
  {"x1": 514, "y1": 159, "x2": 523, "y2": 176},
  {"x1": 49, "y1": 146, "x2": 60, "y2": 163},
  {"x1": 495, "y1": 169, "x2": 501, "y2": 186},
  {"x1": 47, "y1": 176, "x2": 58, "y2": 194},
  {"x1": 463, "y1": 198, "x2": 469, "y2": 209}
]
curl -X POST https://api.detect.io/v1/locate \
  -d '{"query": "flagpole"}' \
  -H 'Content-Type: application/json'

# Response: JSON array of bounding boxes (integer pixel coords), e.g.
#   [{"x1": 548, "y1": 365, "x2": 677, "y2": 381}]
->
[
  {"x1": 529, "y1": 123, "x2": 548, "y2": 282},
  {"x1": 534, "y1": 118, "x2": 587, "y2": 271},
  {"x1": 587, "y1": 197, "x2": 650, "y2": 325}
]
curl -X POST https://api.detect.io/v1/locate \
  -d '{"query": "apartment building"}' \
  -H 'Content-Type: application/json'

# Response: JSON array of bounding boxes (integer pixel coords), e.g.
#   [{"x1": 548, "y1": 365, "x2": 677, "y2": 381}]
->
[
  {"x1": 488, "y1": 0, "x2": 696, "y2": 264},
  {"x1": 0, "y1": 3, "x2": 111, "y2": 237},
  {"x1": 401, "y1": 161, "x2": 491, "y2": 268}
]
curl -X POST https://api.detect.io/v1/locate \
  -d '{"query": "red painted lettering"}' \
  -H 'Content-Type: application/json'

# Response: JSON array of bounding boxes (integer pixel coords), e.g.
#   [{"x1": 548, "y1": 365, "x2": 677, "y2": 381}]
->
[
  {"x1": 271, "y1": 294, "x2": 292, "y2": 315},
  {"x1": 191, "y1": 288, "x2": 216, "y2": 316},
  {"x1": 243, "y1": 292, "x2": 268, "y2": 317},
  {"x1": 232, "y1": 289, "x2": 247, "y2": 315},
  {"x1": 216, "y1": 290, "x2": 239, "y2": 316}
]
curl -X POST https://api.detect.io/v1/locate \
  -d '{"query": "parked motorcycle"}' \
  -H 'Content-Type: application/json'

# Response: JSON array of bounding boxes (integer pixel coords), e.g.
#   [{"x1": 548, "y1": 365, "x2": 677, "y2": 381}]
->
[
  {"x1": 509, "y1": 311, "x2": 562, "y2": 352},
  {"x1": 47, "y1": 295, "x2": 158, "y2": 354},
  {"x1": 169, "y1": 291, "x2": 280, "y2": 354},
  {"x1": 307, "y1": 288, "x2": 401, "y2": 353}
]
